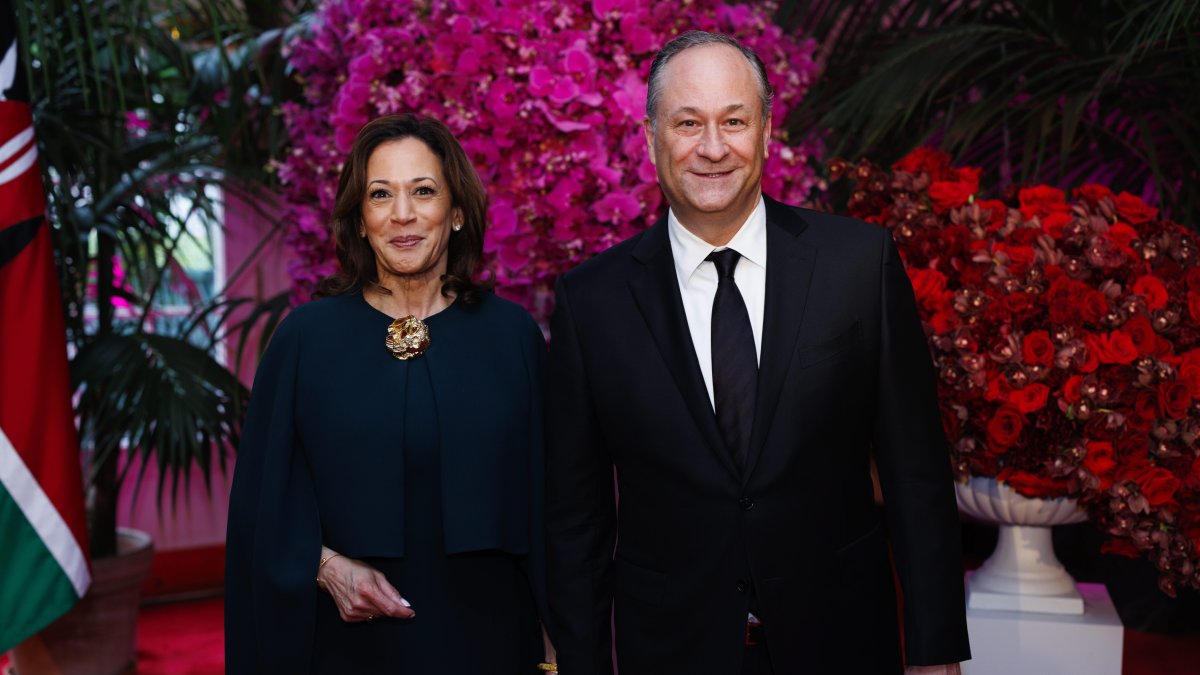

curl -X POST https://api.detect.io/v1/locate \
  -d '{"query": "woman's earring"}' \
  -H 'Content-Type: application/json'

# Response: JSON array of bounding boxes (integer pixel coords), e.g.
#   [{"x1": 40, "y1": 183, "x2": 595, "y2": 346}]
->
[{"x1": 453, "y1": 223, "x2": 462, "y2": 232}]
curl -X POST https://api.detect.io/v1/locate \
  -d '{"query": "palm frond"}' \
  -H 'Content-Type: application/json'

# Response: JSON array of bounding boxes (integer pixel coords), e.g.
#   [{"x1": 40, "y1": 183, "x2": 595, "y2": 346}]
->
[{"x1": 781, "y1": 0, "x2": 1200, "y2": 224}]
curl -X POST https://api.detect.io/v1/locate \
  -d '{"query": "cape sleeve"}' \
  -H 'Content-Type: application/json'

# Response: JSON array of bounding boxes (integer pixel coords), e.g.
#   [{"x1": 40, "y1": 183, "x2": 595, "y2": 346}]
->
[
  {"x1": 225, "y1": 313, "x2": 322, "y2": 674},
  {"x1": 521, "y1": 313, "x2": 550, "y2": 623}
]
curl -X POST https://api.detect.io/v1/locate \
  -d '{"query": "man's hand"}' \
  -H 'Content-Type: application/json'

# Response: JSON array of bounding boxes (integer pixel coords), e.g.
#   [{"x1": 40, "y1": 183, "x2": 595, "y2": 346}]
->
[
  {"x1": 316, "y1": 547, "x2": 415, "y2": 622},
  {"x1": 905, "y1": 664, "x2": 962, "y2": 675}
]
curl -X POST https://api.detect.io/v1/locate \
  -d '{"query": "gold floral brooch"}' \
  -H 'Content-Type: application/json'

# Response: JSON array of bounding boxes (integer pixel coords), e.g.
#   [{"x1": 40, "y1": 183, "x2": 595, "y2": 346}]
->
[{"x1": 385, "y1": 315, "x2": 430, "y2": 360}]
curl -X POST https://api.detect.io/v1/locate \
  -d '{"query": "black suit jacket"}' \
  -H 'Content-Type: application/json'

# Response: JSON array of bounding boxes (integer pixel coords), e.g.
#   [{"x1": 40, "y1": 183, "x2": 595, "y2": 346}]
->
[{"x1": 545, "y1": 197, "x2": 970, "y2": 674}]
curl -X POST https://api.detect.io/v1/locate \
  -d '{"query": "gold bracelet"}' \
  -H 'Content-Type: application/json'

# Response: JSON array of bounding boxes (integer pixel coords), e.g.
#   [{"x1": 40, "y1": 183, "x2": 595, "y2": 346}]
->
[
  {"x1": 536, "y1": 664, "x2": 558, "y2": 672},
  {"x1": 316, "y1": 553, "x2": 342, "y2": 587}
]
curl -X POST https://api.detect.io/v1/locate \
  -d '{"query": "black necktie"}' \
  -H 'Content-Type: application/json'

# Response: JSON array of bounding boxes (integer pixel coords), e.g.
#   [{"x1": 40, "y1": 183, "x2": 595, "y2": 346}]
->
[{"x1": 707, "y1": 249, "x2": 757, "y2": 468}]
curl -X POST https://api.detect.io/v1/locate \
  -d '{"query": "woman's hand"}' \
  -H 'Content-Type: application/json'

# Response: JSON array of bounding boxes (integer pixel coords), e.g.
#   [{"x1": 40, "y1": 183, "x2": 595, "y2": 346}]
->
[{"x1": 317, "y1": 546, "x2": 415, "y2": 622}]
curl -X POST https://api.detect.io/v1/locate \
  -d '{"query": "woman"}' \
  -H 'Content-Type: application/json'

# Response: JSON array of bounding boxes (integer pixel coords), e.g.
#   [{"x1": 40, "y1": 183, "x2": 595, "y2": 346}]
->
[{"x1": 226, "y1": 114, "x2": 549, "y2": 673}]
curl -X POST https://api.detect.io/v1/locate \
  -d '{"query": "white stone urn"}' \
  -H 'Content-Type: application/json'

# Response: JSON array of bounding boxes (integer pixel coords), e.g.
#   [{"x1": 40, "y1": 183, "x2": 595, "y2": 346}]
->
[{"x1": 955, "y1": 476, "x2": 1089, "y2": 614}]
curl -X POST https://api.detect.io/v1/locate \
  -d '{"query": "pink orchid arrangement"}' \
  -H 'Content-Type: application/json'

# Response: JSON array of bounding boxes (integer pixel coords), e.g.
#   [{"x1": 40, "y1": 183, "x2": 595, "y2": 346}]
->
[{"x1": 277, "y1": 0, "x2": 824, "y2": 319}]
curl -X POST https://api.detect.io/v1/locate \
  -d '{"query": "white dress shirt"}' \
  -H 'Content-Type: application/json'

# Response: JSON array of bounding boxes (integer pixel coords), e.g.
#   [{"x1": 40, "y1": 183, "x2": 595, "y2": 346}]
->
[{"x1": 667, "y1": 197, "x2": 767, "y2": 411}]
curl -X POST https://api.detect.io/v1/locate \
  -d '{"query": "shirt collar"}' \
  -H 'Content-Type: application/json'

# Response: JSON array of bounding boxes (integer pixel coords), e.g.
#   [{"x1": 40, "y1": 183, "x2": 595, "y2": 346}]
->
[{"x1": 667, "y1": 196, "x2": 767, "y2": 289}]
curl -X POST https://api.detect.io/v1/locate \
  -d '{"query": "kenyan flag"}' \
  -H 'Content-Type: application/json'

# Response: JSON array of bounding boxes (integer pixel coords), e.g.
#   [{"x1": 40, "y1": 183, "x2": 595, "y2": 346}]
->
[{"x1": 0, "y1": 0, "x2": 91, "y2": 651}]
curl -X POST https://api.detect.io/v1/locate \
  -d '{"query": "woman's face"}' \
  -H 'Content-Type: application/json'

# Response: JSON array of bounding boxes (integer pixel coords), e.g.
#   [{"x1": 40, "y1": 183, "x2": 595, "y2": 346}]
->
[{"x1": 361, "y1": 137, "x2": 460, "y2": 284}]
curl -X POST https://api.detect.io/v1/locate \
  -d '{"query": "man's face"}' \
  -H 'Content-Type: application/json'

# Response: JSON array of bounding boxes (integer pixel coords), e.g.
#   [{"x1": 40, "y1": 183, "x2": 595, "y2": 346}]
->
[{"x1": 644, "y1": 44, "x2": 771, "y2": 238}]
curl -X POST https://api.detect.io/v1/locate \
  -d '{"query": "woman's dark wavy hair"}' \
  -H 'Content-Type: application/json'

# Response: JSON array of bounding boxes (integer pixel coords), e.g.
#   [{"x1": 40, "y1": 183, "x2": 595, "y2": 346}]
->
[{"x1": 314, "y1": 113, "x2": 492, "y2": 304}]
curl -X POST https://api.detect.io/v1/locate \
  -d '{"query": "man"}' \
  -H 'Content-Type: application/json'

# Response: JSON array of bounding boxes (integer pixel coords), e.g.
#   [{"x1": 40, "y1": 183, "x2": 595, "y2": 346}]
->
[{"x1": 545, "y1": 31, "x2": 970, "y2": 674}]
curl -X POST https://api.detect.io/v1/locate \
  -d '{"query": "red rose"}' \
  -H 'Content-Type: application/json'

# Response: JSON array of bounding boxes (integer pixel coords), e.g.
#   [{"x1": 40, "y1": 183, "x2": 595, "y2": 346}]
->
[
  {"x1": 1003, "y1": 291, "x2": 1035, "y2": 314},
  {"x1": 1158, "y1": 381, "x2": 1191, "y2": 419},
  {"x1": 1008, "y1": 383, "x2": 1050, "y2": 414},
  {"x1": 1133, "y1": 275, "x2": 1169, "y2": 311},
  {"x1": 1080, "y1": 290, "x2": 1109, "y2": 325},
  {"x1": 986, "y1": 373, "x2": 1013, "y2": 402},
  {"x1": 1122, "y1": 315, "x2": 1159, "y2": 357},
  {"x1": 1022, "y1": 330, "x2": 1055, "y2": 367},
  {"x1": 976, "y1": 199, "x2": 1009, "y2": 231},
  {"x1": 1186, "y1": 268, "x2": 1200, "y2": 293},
  {"x1": 1114, "y1": 192, "x2": 1159, "y2": 225},
  {"x1": 1087, "y1": 331, "x2": 1138, "y2": 365},
  {"x1": 1018, "y1": 185, "x2": 1067, "y2": 220},
  {"x1": 1062, "y1": 375, "x2": 1084, "y2": 403},
  {"x1": 1083, "y1": 440, "x2": 1117, "y2": 489},
  {"x1": 1108, "y1": 332, "x2": 1139, "y2": 363},
  {"x1": 1105, "y1": 222, "x2": 1138, "y2": 252},
  {"x1": 1041, "y1": 211, "x2": 1073, "y2": 239},
  {"x1": 999, "y1": 244, "x2": 1036, "y2": 276},
  {"x1": 929, "y1": 176, "x2": 979, "y2": 214},
  {"x1": 986, "y1": 406, "x2": 1024, "y2": 448},
  {"x1": 1134, "y1": 389, "x2": 1159, "y2": 421},
  {"x1": 893, "y1": 147, "x2": 956, "y2": 180},
  {"x1": 999, "y1": 468, "x2": 1068, "y2": 499},
  {"x1": 1135, "y1": 467, "x2": 1180, "y2": 506},
  {"x1": 908, "y1": 268, "x2": 948, "y2": 310},
  {"x1": 1074, "y1": 184, "x2": 1114, "y2": 204},
  {"x1": 929, "y1": 310, "x2": 958, "y2": 334},
  {"x1": 1077, "y1": 340, "x2": 1100, "y2": 373}
]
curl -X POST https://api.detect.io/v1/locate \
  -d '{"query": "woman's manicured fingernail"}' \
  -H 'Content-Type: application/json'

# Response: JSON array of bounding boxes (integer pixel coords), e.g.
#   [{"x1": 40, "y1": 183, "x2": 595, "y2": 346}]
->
[{"x1": 401, "y1": 598, "x2": 412, "y2": 608}]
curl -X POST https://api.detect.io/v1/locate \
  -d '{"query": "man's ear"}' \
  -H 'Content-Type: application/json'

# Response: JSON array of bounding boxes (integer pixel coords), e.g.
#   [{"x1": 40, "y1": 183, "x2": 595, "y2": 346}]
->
[
  {"x1": 763, "y1": 113, "x2": 772, "y2": 157},
  {"x1": 642, "y1": 117, "x2": 657, "y2": 166}
]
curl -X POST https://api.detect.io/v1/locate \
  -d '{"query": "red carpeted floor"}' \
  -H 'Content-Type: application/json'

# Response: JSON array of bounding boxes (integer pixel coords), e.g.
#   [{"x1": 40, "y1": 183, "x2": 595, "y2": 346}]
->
[
  {"x1": 4, "y1": 595, "x2": 1199, "y2": 673},
  {"x1": 132, "y1": 597, "x2": 225, "y2": 675}
]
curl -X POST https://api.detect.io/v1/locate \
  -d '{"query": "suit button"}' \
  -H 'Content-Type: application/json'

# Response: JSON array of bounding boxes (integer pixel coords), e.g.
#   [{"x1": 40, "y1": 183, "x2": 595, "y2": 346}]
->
[
  {"x1": 735, "y1": 579, "x2": 749, "y2": 594},
  {"x1": 739, "y1": 496, "x2": 755, "y2": 511}
]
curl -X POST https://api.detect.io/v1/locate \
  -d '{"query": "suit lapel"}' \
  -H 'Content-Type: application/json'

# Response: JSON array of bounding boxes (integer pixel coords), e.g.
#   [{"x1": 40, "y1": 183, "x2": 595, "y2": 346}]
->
[
  {"x1": 628, "y1": 218, "x2": 740, "y2": 480},
  {"x1": 742, "y1": 197, "x2": 816, "y2": 481}
]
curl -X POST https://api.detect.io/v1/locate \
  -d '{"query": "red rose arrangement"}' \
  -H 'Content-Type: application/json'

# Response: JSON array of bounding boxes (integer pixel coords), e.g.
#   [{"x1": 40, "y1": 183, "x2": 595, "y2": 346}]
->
[{"x1": 831, "y1": 148, "x2": 1200, "y2": 595}]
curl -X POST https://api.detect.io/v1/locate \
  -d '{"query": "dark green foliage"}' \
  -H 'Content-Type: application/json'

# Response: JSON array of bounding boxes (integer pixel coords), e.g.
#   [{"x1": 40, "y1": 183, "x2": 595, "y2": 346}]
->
[
  {"x1": 13, "y1": 0, "x2": 309, "y2": 557},
  {"x1": 779, "y1": 0, "x2": 1200, "y2": 224}
]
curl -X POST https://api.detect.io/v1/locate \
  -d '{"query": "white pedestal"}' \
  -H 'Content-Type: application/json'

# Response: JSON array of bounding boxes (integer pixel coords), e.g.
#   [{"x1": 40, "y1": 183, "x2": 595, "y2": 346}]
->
[
  {"x1": 967, "y1": 524, "x2": 1085, "y2": 614},
  {"x1": 962, "y1": 578, "x2": 1123, "y2": 675}
]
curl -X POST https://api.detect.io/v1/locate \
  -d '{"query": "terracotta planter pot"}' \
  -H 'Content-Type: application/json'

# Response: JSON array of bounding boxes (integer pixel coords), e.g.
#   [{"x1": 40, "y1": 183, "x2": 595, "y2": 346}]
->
[{"x1": 8, "y1": 528, "x2": 154, "y2": 675}]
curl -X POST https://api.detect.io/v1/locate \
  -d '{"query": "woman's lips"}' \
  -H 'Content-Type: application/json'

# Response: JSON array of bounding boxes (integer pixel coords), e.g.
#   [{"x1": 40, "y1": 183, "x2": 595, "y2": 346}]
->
[{"x1": 390, "y1": 235, "x2": 423, "y2": 248}]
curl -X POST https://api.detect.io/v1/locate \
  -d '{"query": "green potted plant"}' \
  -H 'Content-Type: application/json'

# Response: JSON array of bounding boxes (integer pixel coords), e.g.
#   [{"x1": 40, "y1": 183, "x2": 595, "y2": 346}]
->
[{"x1": 9, "y1": 1, "x2": 301, "y2": 672}]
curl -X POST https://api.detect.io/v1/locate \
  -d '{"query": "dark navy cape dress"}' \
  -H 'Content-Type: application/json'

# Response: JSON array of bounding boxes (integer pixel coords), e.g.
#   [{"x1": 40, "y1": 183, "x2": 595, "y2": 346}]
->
[{"x1": 225, "y1": 291, "x2": 547, "y2": 674}]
